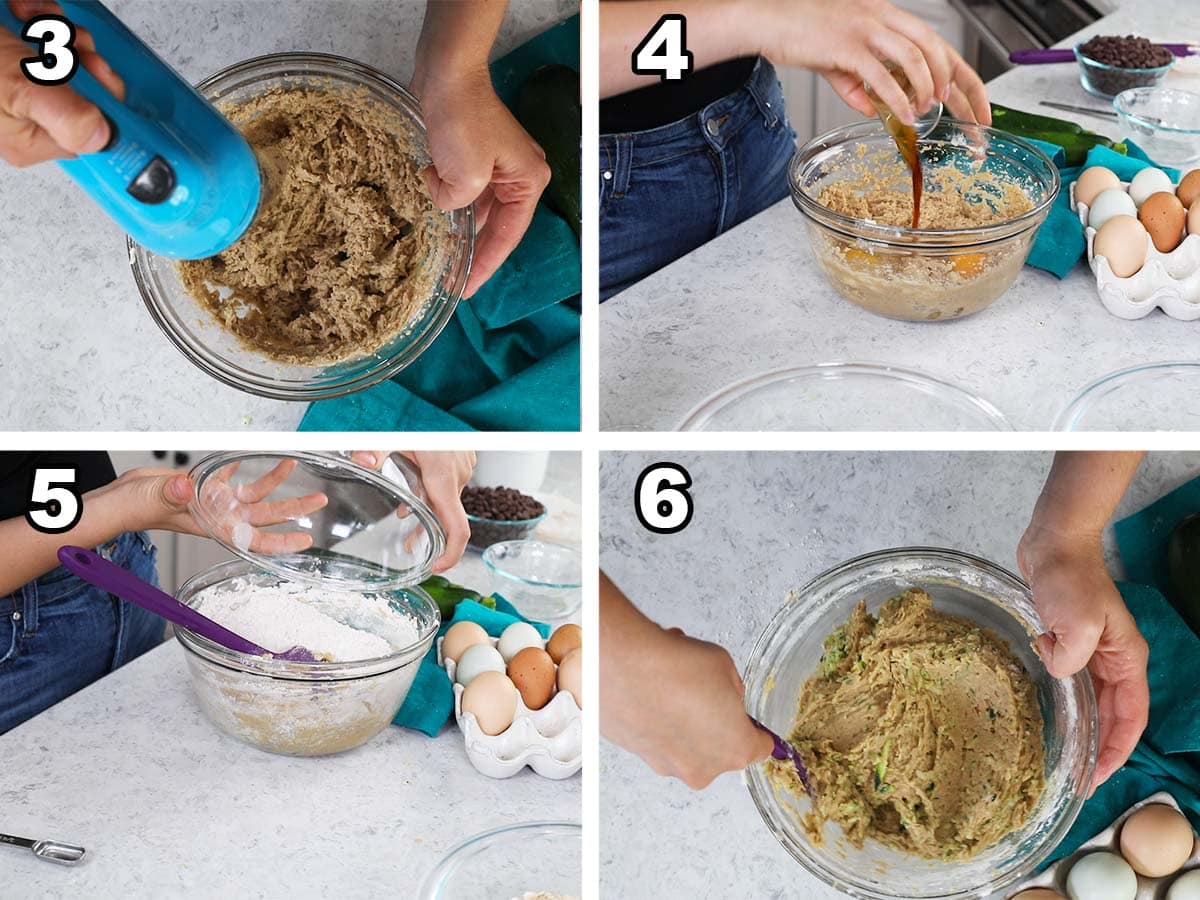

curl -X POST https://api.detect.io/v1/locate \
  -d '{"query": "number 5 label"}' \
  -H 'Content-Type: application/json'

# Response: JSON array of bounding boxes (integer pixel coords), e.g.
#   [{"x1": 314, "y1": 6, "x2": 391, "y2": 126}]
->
[
  {"x1": 635, "y1": 463, "x2": 694, "y2": 535},
  {"x1": 26, "y1": 468, "x2": 83, "y2": 534},
  {"x1": 632, "y1": 14, "x2": 693, "y2": 82}
]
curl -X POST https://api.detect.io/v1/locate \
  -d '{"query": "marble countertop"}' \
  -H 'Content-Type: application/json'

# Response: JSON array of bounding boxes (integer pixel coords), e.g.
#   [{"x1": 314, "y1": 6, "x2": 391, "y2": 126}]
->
[
  {"x1": 599, "y1": 1, "x2": 1200, "y2": 432},
  {"x1": 598, "y1": 450, "x2": 1200, "y2": 899},
  {"x1": 0, "y1": 0, "x2": 574, "y2": 431}
]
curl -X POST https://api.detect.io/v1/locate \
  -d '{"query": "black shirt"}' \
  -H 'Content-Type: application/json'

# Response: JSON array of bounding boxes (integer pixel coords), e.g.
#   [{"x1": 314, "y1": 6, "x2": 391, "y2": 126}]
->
[
  {"x1": 0, "y1": 452, "x2": 116, "y2": 522},
  {"x1": 600, "y1": 57, "x2": 758, "y2": 134}
]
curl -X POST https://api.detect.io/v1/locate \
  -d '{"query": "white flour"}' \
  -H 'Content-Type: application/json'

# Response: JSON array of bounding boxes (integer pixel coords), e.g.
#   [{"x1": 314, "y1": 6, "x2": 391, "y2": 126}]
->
[{"x1": 193, "y1": 578, "x2": 412, "y2": 661}]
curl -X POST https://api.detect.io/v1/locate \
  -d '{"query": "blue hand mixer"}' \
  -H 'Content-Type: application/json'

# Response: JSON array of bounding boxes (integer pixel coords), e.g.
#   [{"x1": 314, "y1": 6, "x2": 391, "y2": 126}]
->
[{"x1": 0, "y1": 0, "x2": 261, "y2": 259}]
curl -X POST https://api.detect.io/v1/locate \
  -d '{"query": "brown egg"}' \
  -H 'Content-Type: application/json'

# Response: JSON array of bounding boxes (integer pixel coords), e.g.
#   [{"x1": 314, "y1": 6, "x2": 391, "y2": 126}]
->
[
  {"x1": 1075, "y1": 166, "x2": 1120, "y2": 208},
  {"x1": 442, "y1": 621, "x2": 489, "y2": 663},
  {"x1": 546, "y1": 623, "x2": 582, "y2": 664},
  {"x1": 1139, "y1": 191, "x2": 1187, "y2": 253},
  {"x1": 461, "y1": 670, "x2": 517, "y2": 736},
  {"x1": 1119, "y1": 803, "x2": 1196, "y2": 877},
  {"x1": 507, "y1": 647, "x2": 556, "y2": 710},
  {"x1": 1094, "y1": 215, "x2": 1149, "y2": 278},
  {"x1": 1178, "y1": 169, "x2": 1200, "y2": 209},
  {"x1": 1189, "y1": 201, "x2": 1200, "y2": 237},
  {"x1": 557, "y1": 648, "x2": 582, "y2": 708},
  {"x1": 1009, "y1": 891, "x2": 1064, "y2": 900}
]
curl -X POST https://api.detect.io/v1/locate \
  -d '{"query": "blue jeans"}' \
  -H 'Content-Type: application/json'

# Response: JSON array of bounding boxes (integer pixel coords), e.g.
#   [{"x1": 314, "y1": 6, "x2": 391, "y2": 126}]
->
[
  {"x1": 599, "y1": 58, "x2": 798, "y2": 301},
  {"x1": 0, "y1": 531, "x2": 164, "y2": 734}
]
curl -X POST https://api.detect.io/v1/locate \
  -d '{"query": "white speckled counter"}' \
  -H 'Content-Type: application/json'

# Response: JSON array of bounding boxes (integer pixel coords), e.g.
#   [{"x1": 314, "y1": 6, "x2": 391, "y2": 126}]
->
[
  {"x1": 0, "y1": 454, "x2": 580, "y2": 896},
  {"x1": 599, "y1": 451, "x2": 1200, "y2": 899},
  {"x1": 0, "y1": 0, "x2": 575, "y2": 431},
  {"x1": 599, "y1": 1, "x2": 1200, "y2": 431}
]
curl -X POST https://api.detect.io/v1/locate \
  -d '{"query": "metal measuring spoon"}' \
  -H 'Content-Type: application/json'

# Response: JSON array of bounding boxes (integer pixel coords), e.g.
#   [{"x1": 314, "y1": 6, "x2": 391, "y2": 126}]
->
[
  {"x1": 752, "y1": 718, "x2": 814, "y2": 796},
  {"x1": 0, "y1": 832, "x2": 85, "y2": 865}
]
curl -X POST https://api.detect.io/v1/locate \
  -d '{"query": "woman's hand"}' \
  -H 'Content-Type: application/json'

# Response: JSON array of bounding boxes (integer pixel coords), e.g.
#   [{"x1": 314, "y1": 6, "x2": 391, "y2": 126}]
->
[
  {"x1": 1, "y1": 0, "x2": 125, "y2": 166},
  {"x1": 351, "y1": 451, "x2": 475, "y2": 572}
]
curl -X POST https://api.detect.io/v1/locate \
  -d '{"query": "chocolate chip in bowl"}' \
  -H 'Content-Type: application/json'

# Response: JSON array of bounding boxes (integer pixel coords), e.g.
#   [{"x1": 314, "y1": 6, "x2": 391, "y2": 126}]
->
[
  {"x1": 462, "y1": 485, "x2": 547, "y2": 551},
  {"x1": 1075, "y1": 35, "x2": 1176, "y2": 99}
]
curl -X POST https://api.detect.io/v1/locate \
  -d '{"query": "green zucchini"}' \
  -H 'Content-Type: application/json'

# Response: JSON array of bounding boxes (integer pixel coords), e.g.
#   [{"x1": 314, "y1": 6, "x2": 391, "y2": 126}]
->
[
  {"x1": 518, "y1": 64, "x2": 581, "y2": 238},
  {"x1": 991, "y1": 103, "x2": 1084, "y2": 136},
  {"x1": 988, "y1": 102, "x2": 1127, "y2": 166},
  {"x1": 1167, "y1": 513, "x2": 1200, "y2": 638}
]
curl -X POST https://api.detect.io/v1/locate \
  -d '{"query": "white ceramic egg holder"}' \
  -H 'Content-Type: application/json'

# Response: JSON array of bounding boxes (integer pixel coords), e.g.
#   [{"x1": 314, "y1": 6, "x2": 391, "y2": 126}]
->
[
  {"x1": 1074, "y1": 182, "x2": 1200, "y2": 320},
  {"x1": 438, "y1": 636, "x2": 581, "y2": 780},
  {"x1": 1008, "y1": 791, "x2": 1200, "y2": 899}
]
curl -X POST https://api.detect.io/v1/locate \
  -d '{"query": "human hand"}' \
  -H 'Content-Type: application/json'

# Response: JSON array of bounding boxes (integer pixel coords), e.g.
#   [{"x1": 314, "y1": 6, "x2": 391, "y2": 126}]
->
[
  {"x1": 351, "y1": 451, "x2": 474, "y2": 573},
  {"x1": 411, "y1": 67, "x2": 550, "y2": 297},
  {"x1": 1, "y1": 0, "x2": 125, "y2": 166},
  {"x1": 601, "y1": 623, "x2": 774, "y2": 789},
  {"x1": 1018, "y1": 528, "x2": 1150, "y2": 793},
  {"x1": 750, "y1": 0, "x2": 990, "y2": 126}
]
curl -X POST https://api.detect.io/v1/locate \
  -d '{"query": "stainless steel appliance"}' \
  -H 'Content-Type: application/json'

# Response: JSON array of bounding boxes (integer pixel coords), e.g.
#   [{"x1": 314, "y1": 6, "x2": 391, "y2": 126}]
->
[{"x1": 949, "y1": 0, "x2": 1109, "y2": 80}]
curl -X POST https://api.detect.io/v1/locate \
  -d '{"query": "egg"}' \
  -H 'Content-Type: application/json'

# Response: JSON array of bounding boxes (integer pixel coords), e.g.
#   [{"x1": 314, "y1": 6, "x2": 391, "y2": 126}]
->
[
  {"x1": 497, "y1": 621, "x2": 544, "y2": 663},
  {"x1": 455, "y1": 643, "x2": 505, "y2": 687},
  {"x1": 1178, "y1": 169, "x2": 1200, "y2": 209},
  {"x1": 507, "y1": 647, "x2": 556, "y2": 710},
  {"x1": 1189, "y1": 201, "x2": 1200, "y2": 236},
  {"x1": 1010, "y1": 891, "x2": 1065, "y2": 900},
  {"x1": 1089, "y1": 188, "x2": 1138, "y2": 231},
  {"x1": 1075, "y1": 166, "x2": 1120, "y2": 208},
  {"x1": 546, "y1": 623, "x2": 582, "y2": 664},
  {"x1": 1066, "y1": 851, "x2": 1137, "y2": 900},
  {"x1": 461, "y1": 670, "x2": 517, "y2": 736},
  {"x1": 557, "y1": 648, "x2": 582, "y2": 708},
  {"x1": 1168, "y1": 869, "x2": 1200, "y2": 900},
  {"x1": 442, "y1": 621, "x2": 489, "y2": 664},
  {"x1": 1130, "y1": 167, "x2": 1175, "y2": 207},
  {"x1": 1139, "y1": 191, "x2": 1187, "y2": 253},
  {"x1": 1094, "y1": 216, "x2": 1149, "y2": 278},
  {"x1": 1119, "y1": 803, "x2": 1196, "y2": 877}
]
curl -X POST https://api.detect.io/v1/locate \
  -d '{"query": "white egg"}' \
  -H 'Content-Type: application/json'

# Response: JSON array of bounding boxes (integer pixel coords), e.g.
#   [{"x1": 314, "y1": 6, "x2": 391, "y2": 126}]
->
[
  {"x1": 1089, "y1": 189, "x2": 1138, "y2": 231},
  {"x1": 497, "y1": 621, "x2": 544, "y2": 662},
  {"x1": 1066, "y1": 851, "x2": 1137, "y2": 900},
  {"x1": 1169, "y1": 870, "x2": 1200, "y2": 900},
  {"x1": 455, "y1": 643, "x2": 505, "y2": 686},
  {"x1": 1130, "y1": 167, "x2": 1176, "y2": 207}
]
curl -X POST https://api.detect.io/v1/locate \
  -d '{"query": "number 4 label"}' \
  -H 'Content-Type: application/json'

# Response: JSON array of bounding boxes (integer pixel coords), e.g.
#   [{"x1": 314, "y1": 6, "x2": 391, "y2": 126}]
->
[
  {"x1": 635, "y1": 463, "x2": 694, "y2": 535},
  {"x1": 632, "y1": 14, "x2": 693, "y2": 82},
  {"x1": 26, "y1": 468, "x2": 83, "y2": 534}
]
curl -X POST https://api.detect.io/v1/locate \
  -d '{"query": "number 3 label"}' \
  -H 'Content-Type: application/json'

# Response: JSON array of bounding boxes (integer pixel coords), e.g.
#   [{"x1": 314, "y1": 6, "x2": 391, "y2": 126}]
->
[
  {"x1": 632, "y1": 14, "x2": 693, "y2": 82},
  {"x1": 635, "y1": 463, "x2": 694, "y2": 535},
  {"x1": 26, "y1": 468, "x2": 83, "y2": 534},
  {"x1": 20, "y1": 15, "x2": 79, "y2": 86}
]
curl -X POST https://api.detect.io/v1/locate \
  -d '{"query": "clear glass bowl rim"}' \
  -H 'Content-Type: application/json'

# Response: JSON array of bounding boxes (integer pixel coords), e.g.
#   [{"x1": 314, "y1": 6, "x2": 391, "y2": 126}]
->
[
  {"x1": 1053, "y1": 360, "x2": 1200, "y2": 430},
  {"x1": 129, "y1": 51, "x2": 474, "y2": 401},
  {"x1": 676, "y1": 362, "x2": 1014, "y2": 432},
  {"x1": 173, "y1": 557, "x2": 441, "y2": 680},
  {"x1": 1113, "y1": 86, "x2": 1200, "y2": 134},
  {"x1": 788, "y1": 120, "x2": 1061, "y2": 248},
  {"x1": 1074, "y1": 41, "x2": 1177, "y2": 75},
  {"x1": 482, "y1": 540, "x2": 584, "y2": 589},
  {"x1": 466, "y1": 510, "x2": 549, "y2": 527},
  {"x1": 418, "y1": 820, "x2": 582, "y2": 900},
  {"x1": 742, "y1": 545, "x2": 1098, "y2": 899}
]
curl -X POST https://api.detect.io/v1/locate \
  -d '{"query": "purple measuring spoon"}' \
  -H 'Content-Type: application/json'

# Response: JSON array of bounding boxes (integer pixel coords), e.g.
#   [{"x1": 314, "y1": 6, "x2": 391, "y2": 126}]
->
[
  {"x1": 752, "y1": 717, "x2": 814, "y2": 796},
  {"x1": 1011, "y1": 45, "x2": 1197, "y2": 64},
  {"x1": 57, "y1": 546, "x2": 318, "y2": 662}
]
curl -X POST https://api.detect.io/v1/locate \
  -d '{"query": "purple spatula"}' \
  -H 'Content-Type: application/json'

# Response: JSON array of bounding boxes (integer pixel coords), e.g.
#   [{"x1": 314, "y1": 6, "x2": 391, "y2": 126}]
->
[
  {"x1": 57, "y1": 545, "x2": 318, "y2": 662},
  {"x1": 753, "y1": 717, "x2": 814, "y2": 796}
]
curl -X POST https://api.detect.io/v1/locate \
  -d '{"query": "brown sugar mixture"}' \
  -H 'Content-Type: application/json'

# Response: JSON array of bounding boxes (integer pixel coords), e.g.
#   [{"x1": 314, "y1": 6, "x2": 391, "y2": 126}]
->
[{"x1": 180, "y1": 87, "x2": 445, "y2": 364}]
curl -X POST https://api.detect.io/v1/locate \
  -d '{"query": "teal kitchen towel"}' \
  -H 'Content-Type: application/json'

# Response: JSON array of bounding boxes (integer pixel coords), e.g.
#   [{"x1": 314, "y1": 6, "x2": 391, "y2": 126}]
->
[
  {"x1": 393, "y1": 597, "x2": 551, "y2": 736},
  {"x1": 301, "y1": 15, "x2": 580, "y2": 432}
]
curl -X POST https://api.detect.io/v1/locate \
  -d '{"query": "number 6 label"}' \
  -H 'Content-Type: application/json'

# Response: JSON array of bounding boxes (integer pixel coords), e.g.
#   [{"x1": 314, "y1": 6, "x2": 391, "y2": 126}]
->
[
  {"x1": 635, "y1": 463, "x2": 694, "y2": 535},
  {"x1": 26, "y1": 468, "x2": 83, "y2": 534}
]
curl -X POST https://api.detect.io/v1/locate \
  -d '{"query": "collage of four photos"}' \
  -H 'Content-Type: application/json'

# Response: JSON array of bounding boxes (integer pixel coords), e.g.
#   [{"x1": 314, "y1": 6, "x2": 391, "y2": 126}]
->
[{"x1": 2, "y1": 0, "x2": 1200, "y2": 898}]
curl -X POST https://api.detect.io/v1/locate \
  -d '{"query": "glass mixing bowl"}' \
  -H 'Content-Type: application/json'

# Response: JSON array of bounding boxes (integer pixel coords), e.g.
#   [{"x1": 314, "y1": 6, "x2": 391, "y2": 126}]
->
[
  {"x1": 174, "y1": 558, "x2": 439, "y2": 756},
  {"x1": 1114, "y1": 87, "x2": 1200, "y2": 168},
  {"x1": 130, "y1": 53, "x2": 473, "y2": 400},
  {"x1": 1053, "y1": 361, "x2": 1200, "y2": 431},
  {"x1": 743, "y1": 548, "x2": 1097, "y2": 899},
  {"x1": 789, "y1": 121, "x2": 1059, "y2": 321},
  {"x1": 483, "y1": 541, "x2": 582, "y2": 621},
  {"x1": 419, "y1": 821, "x2": 582, "y2": 900}
]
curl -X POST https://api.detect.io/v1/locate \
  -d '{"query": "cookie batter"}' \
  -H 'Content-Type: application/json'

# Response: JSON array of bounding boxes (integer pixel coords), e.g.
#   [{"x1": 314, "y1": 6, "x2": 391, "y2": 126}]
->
[
  {"x1": 769, "y1": 589, "x2": 1044, "y2": 861},
  {"x1": 180, "y1": 87, "x2": 446, "y2": 364}
]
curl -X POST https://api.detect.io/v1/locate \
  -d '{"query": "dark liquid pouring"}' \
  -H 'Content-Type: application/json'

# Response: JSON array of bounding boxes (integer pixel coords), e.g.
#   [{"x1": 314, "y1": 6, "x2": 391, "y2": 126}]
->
[{"x1": 867, "y1": 68, "x2": 923, "y2": 229}]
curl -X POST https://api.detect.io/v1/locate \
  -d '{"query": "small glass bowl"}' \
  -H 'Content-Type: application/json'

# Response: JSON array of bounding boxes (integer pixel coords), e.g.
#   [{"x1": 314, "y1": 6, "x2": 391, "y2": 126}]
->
[
  {"x1": 1075, "y1": 43, "x2": 1175, "y2": 100},
  {"x1": 1053, "y1": 361, "x2": 1200, "y2": 431},
  {"x1": 743, "y1": 547, "x2": 1097, "y2": 899},
  {"x1": 419, "y1": 821, "x2": 581, "y2": 900},
  {"x1": 1114, "y1": 87, "x2": 1200, "y2": 168},
  {"x1": 789, "y1": 121, "x2": 1059, "y2": 322},
  {"x1": 174, "y1": 559, "x2": 439, "y2": 756},
  {"x1": 483, "y1": 541, "x2": 582, "y2": 621},
  {"x1": 130, "y1": 52, "x2": 473, "y2": 400},
  {"x1": 466, "y1": 511, "x2": 547, "y2": 552}
]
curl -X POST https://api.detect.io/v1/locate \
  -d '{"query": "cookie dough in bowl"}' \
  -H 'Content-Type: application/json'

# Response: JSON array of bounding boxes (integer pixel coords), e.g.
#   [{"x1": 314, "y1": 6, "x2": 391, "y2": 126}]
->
[
  {"x1": 130, "y1": 53, "x2": 472, "y2": 400},
  {"x1": 744, "y1": 548, "x2": 1096, "y2": 899}
]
